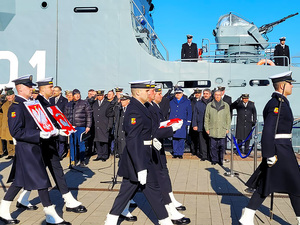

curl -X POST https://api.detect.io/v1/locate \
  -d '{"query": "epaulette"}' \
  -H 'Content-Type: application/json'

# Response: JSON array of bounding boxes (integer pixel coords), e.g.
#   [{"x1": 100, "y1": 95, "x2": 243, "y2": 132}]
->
[{"x1": 12, "y1": 101, "x2": 19, "y2": 104}]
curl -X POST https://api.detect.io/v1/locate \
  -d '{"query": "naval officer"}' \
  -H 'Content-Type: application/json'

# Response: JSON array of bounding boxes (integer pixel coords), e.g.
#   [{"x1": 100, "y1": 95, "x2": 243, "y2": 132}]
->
[
  {"x1": 0, "y1": 75, "x2": 71, "y2": 225},
  {"x1": 239, "y1": 71, "x2": 300, "y2": 225},
  {"x1": 181, "y1": 34, "x2": 198, "y2": 62},
  {"x1": 105, "y1": 80, "x2": 173, "y2": 225},
  {"x1": 274, "y1": 37, "x2": 290, "y2": 66}
]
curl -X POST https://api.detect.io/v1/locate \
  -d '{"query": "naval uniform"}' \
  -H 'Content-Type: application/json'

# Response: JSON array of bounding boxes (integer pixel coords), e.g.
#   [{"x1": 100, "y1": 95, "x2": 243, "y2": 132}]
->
[
  {"x1": 245, "y1": 92, "x2": 300, "y2": 215},
  {"x1": 4, "y1": 95, "x2": 52, "y2": 206},
  {"x1": 274, "y1": 44, "x2": 290, "y2": 66},
  {"x1": 181, "y1": 42, "x2": 198, "y2": 62},
  {"x1": 36, "y1": 94, "x2": 70, "y2": 195},
  {"x1": 109, "y1": 97, "x2": 168, "y2": 220}
]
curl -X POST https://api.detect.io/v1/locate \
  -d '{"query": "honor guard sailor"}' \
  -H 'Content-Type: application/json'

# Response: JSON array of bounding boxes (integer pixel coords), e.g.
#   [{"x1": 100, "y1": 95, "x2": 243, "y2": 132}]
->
[
  {"x1": 0, "y1": 75, "x2": 71, "y2": 225},
  {"x1": 105, "y1": 80, "x2": 174, "y2": 225},
  {"x1": 239, "y1": 71, "x2": 300, "y2": 225}
]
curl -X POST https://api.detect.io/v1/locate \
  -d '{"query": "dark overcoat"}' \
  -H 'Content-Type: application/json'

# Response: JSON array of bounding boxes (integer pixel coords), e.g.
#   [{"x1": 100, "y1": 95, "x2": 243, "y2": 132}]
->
[
  {"x1": 117, "y1": 97, "x2": 152, "y2": 182},
  {"x1": 92, "y1": 99, "x2": 113, "y2": 143},
  {"x1": 114, "y1": 104, "x2": 126, "y2": 154},
  {"x1": 181, "y1": 42, "x2": 198, "y2": 62},
  {"x1": 169, "y1": 97, "x2": 192, "y2": 138},
  {"x1": 246, "y1": 92, "x2": 300, "y2": 197},
  {"x1": 231, "y1": 99, "x2": 257, "y2": 140},
  {"x1": 274, "y1": 44, "x2": 290, "y2": 66},
  {"x1": 192, "y1": 100, "x2": 207, "y2": 132},
  {"x1": 7, "y1": 96, "x2": 51, "y2": 190}
]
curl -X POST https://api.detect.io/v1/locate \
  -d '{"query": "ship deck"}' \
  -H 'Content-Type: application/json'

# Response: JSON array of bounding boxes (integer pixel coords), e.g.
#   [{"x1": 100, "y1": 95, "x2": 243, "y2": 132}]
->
[{"x1": 1, "y1": 151, "x2": 300, "y2": 225}]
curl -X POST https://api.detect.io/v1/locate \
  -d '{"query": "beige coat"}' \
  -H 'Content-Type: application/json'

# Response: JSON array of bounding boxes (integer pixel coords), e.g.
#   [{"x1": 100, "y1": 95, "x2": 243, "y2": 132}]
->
[{"x1": 1, "y1": 100, "x2": 13, "y2": 141}]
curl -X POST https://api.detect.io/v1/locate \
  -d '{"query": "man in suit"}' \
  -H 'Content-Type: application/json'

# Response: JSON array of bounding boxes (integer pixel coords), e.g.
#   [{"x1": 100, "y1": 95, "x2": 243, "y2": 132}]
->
[
  {"x1": 105, "y1": 80, "x2": 173, "y2": 225},
  {"x1": 181, "y1": 34, "x2": 198, "y2": 62},
  {"x1": 93, "y1": 90, "x2": 114, "y2": 161},
  {"x1": 50, "y1": 86, "x2": 69, "y2": 158},
  {"x1": 274, "y1": 37, "x2": 290, "y2": 66},
  {"x1": 240, "y1": 71, "x2": 300, "y2": 225},
  {"x1": 0, "y1": 75, "x2": 71, "y2": 225},
  {"x1": 231, "y1": 94, "x2": 257, "y2": 154}
]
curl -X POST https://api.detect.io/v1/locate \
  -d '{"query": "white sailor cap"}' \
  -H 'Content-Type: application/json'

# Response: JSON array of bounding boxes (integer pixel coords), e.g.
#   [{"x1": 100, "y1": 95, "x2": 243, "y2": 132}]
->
[
  {"x1": 155, "y1": 84, "x2": 162, "y2": 92},
  {"x1": 129, "y1": 80, "x2": 151, "y2": 89},
  {"x1": 36, "y1": 77, "x2": 54, "y2": 87},
  {"x1": 120, "y1": 93, "x2": 131, "y2": 100},
  {"x1": 269, "y1": 71, "x2": 295, "y2": 83},
  {"x1": 279, "y1": 37, "x2": 286, "y2": 41},
  {"x1": 12, "y1": 75, "x2": 36, "y2": 87},
  {"x1": 150, "y1": 80, "x2": 156, "y2": 88},
  {"x1": 187, "y1": 34, "x2": 193, "y2": 39}
]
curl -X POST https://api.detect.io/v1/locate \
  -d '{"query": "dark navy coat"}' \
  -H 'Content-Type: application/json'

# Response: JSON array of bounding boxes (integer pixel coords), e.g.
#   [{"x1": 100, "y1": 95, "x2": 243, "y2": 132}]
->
[
  {"x1": 117, "y1": 97, "x2": 152, "y2": 182},
  {"x1": 181, "y1": 42, "x2": 198, "y2": 62},
  {"x1": 49, "y1": 95, "x2": 68, "y2": 113},
  {"x1": 146, "y1": 102, "x2": 173, "y2": 168},
  {"x1": 231, "y1": 99, "x2": 257, "y2": 140},
  {"x1": 192, "y1": 100, "x2": 207, "y2": 132},
  {"x1": 274, "y1": 44, "x2": 290, "y2": 66},
  {"x1": 246, "y1": 92, "x2": 300, "y2": 197},
  {"x1": 169, "y1": 97, "x2": 192, "y2": 138},
  {"x1": 7, "y1": 95, "x2": 51, "y2": 190}
]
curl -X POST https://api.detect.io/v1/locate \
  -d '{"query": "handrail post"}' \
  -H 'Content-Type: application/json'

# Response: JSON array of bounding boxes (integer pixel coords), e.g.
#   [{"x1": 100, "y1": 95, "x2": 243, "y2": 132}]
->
[
  {"x1": 254, "y1": 121, "x2": 258, "y2": 171},
  {"x1": 224, "y1": 128, "x2": 239, "y2": 177}
]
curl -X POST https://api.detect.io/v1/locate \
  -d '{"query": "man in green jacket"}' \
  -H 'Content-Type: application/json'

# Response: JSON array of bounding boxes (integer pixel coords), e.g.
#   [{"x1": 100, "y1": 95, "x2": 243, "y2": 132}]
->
[{"x1": 204, "y1": 90, "x2": 231, "y2": 165}]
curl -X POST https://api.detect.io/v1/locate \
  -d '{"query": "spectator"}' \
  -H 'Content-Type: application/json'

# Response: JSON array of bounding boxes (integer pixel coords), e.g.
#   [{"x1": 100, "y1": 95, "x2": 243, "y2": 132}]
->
[
  {"x1": 85, "y1": 89, "x2": 97, "y2": 156},
  {"x1": 32, "y1": 88, "x2": 39, "y2": 99},
  {"x1": 64, "y1": 89, "x2": 92, "y2": 167},
  {"x1": 274, "y1": 37, "x2": 290, "y2": 66},
  {"x1": 169, "y1": 87, "x2": 192, "y2": 158},
  {"x1": 114, "y1": 87, "x2": 123, "y2": 102},
  {"x1": 231, "y1": 94, "x2": 257, "y2": 155},
  {"x1": 192, "y1": 89, "x2": 212, "y2": 161},
  {"x1": 65, "y1": 90, "x2": 73, "y2": 102},
  {"x1": 204, "y1": 90, "x2": 231, "y2": 165},
  {"x1": 181, "y1": 34, "x2": 198, "y2": 62},
  {"x1": 93, "y1": 90, "x2": 114, "y2": 162}
]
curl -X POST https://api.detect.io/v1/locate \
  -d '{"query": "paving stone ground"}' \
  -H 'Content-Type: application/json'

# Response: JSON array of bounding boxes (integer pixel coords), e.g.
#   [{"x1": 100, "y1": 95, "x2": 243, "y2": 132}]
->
[{"x1": 0, "y1": 151, "x2": 299, "y2": 225}]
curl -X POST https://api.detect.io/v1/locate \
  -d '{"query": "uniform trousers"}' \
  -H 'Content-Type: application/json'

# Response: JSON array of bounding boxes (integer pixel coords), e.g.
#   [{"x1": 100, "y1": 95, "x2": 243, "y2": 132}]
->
[
  {"x1": 173, "y1": 138, "x2": 185, "y2": 156},
  {"x1": 210, "y1": 137, "x2": 225, "y2": 164},
  {"x1": 188, "y1": 129, "x2": 199, "y2": 155},
  {"x1": 247, "y1": 190, "x2": 300, "y2": 216},
  {"x1": 3, "y1": 140, "x2": 14, "y2": 156},
  {"x1": 95, "y1": 141, "x2": 109, "y2": 159},
  {"x1": 42, "y1": 148, "x2": 69, "y2": 195},
  {"x1": 198, "y1": 131, "x2": 210, "y2": 160},
  {"x1": 110, "y1": 165, "x2": 168, "y2": 220},
  {"x1": 154, "y1": 165, "x2": 172, "y2": 205},
  {"x1": 4, "y1": 183, "x2": 51, "y2": 207},
  {"x1": 0, "y1": 140, "x2": 3, "y2": 155},
  {"x1": 69, "y1": 127, "x2": 86, "y2": 162}
]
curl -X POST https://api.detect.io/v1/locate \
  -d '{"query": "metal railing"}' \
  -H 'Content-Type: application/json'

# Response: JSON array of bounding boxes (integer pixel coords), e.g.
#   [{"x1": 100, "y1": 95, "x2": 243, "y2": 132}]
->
[{"x1": 130, "y1": 0, "x2": 169, "y2": 61}]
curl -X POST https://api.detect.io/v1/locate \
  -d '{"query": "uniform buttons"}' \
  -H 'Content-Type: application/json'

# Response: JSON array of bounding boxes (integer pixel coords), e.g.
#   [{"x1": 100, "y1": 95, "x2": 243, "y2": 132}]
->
[{"x1": 97, "y1": 121, "x2": 99, "y2": 122}]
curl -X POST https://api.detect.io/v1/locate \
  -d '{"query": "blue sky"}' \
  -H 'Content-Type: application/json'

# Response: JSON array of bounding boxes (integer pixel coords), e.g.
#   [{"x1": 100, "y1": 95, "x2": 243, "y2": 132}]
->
[{"x1": 151, "y1": 0, "x2": 300, "y2": 61}]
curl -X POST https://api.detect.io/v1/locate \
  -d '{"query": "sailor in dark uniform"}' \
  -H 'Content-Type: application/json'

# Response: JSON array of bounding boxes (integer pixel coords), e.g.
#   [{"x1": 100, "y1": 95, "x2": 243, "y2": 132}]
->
[
  {"x1": 0, "y1": 75, "x2": 71, "y2": 225},
  {"x1": 181, "y1": 34, "x2": 198, "y2": 62},
  {"x1": 239, "y1": 71, "x2": 300, "y2": 225},
  {"x1": 105, "y1": 80, "x2": 173, "y2": 225},
  {"x1": 274, "y1": 37, "x2": 290, "y2": 66}
]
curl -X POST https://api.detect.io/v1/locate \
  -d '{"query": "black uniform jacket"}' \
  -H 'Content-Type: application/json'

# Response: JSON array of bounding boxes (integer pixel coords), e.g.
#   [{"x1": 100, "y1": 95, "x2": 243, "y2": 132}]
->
[
  {"x1": 274, "y1": 44, "x2": 290, "y2": 66},
  {"x1": 146, "y1": 102, "x2": 173, "y2": 168},
  {"x1": 92, "y1": 99, "x2": 113, "y2": 143},
  {"x1": 49, "y1": 95, "x2": 68, "y2": 113},
  {"x1": 7, "y1": 95, "x2": 51, "y2": 190},
  {"x1": 246, "y1": 92, "x2": 300, "y2": 197},
  {"x1": 181, "y1": 42, "x2": 198, "y2": 62},
  {"x1": 231, "y1": 99, "x2": 257, "y2": 140},
  {"x1": 117, "y1": 97, "x2": 152, "y2": 182},
  {"x1": 114, "y1": 104, "x2": 126, "y2": 154}
]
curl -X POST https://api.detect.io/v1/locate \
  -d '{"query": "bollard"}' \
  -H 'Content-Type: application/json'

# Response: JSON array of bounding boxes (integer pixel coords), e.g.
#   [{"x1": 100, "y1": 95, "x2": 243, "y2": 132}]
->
[{"x1": 224, "y1": 128, "x2": 239, "y2": 177}]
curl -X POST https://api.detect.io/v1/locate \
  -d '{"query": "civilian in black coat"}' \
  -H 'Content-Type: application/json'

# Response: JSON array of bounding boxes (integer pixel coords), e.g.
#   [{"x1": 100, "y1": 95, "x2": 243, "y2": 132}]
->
[
  {"x1": 274, "y1": 37, "x2": 290, "y2": 66},
  {"x1": 181, "y1": 34, "x2": 198, "y2": 62},
  {"x1": 231, "y1": 94, "x2": 257, "y2": 154}
]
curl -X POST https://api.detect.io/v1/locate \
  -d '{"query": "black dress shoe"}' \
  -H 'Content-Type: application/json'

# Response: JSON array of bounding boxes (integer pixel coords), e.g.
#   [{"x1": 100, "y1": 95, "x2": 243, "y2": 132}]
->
[
  {"x1": 178, "y1": 156, "x2": 183, "y2": 159},
  {"x1": 93, "y1": 157, "x2": 102, "y2": 161},
  {"x1": 171, "y1": 217, "x2": 191, "y2": 224},
  {"x1": 66, "y1": 205, "x2": 87, "y2": 213},
  {"x1": 211, "y1": 162, "x2": 217, "y2": 165},
  {"x1": 46, "y1": 221, "x2": 71, "y2": 225},
  {"x1": 5, "y1": 155, "x2": 14, "y2": 160},
  {"x1": 175, "y1": 205, "x2": 186, "y2": 211},
  {"x1": 119, "y1": 214, "x2": 137, "y2": 221},
  {"x1": 16, "y1": 202, "x2": 38, "y2": 210},
  {"x1": 0, "y1": 216, "x2": 20, "y2": 224},
  {"x1": 172, "y1": 155, "x2": 178, "y2": 158}
]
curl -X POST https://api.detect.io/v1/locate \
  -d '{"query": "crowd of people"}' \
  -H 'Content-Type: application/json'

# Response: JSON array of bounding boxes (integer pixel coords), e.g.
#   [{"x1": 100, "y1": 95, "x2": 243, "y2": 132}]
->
[{"x1": 0, "y1": 71, "x2": 299, "y2": 225}]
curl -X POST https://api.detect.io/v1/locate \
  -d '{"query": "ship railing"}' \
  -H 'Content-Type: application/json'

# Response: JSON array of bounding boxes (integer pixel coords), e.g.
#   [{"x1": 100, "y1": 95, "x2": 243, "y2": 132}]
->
[{"x1": 130, "y1": 0, "x2": 169, "y2": 61}]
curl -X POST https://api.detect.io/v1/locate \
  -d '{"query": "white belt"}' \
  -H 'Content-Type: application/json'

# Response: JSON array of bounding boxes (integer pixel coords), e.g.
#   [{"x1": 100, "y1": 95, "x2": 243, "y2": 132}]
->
[
  {"x1": 144, "y1": 140, "x2": 152, "y2": 145},
  {"x1": 275, "y1": 133, "x2": 292, "y2": 139}
]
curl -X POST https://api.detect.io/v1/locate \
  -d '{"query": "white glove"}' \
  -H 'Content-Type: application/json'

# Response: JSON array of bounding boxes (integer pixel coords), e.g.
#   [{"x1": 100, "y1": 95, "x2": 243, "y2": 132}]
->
[
  {"x1": 12, "y1": 138, "x2": 17, "y2": 145},
  {"x1": 137, "y1": 170, "x2": 147, "y2": 185},
  {"x1": 59, "y1": 129, "x2": 69, "y2": 137},
  {"x1": 50, "y1": 128, "x2": 59, "y2": 136},
  {"x1": 153, "y1": 138, "x2": 162, "y2": 151},
  {"x1": 40, "y1": 131, "x2": 51, "y2": 139},
  {"x1": 171, "y1": 120, "x2": 183, "y2": 132},
  {"x1": 267, "y1": 155, "x2": 278, "y2": 167}
]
